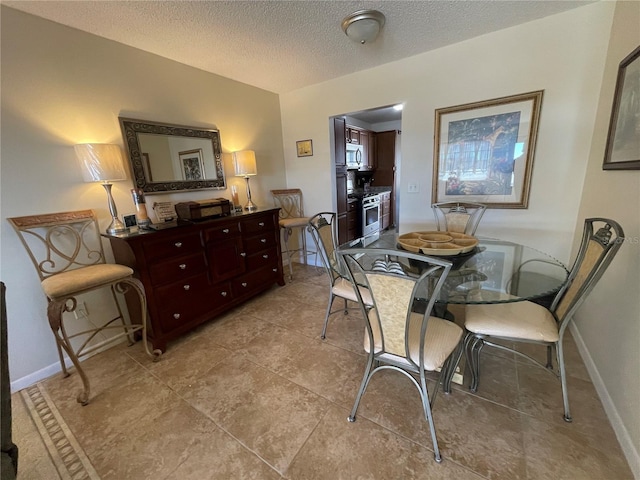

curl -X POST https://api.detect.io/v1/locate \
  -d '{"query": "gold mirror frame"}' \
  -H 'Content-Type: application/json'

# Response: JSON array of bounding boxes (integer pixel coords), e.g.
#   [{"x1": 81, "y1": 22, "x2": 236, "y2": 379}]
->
[{"x1": 119, "y1": 117, "x2": 226, "y2": 194}]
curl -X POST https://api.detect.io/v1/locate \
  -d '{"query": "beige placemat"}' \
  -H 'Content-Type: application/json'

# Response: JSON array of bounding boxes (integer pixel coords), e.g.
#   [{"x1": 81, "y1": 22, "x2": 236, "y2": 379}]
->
[{"x1": 21, "y1": 384, "x2": 101, "y2": 480}]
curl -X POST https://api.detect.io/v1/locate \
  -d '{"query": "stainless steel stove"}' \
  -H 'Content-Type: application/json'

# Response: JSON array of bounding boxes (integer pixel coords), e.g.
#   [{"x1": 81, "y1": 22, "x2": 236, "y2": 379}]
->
[{"x1": 361, "y1": 193, "x2": 381, "y2": 245}]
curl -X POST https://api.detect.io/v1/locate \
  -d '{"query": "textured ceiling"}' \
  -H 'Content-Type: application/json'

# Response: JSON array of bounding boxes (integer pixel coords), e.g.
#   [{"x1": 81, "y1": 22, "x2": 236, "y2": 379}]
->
[{"x1": 4, "y1": 1, "x2": 594, "y2": 95}]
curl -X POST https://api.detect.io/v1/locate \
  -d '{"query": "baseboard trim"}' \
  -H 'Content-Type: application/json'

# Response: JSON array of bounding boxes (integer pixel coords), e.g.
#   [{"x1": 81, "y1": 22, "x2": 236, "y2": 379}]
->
[{"x1": 570, "y1": 324, "x2": 639, "y2": 479}]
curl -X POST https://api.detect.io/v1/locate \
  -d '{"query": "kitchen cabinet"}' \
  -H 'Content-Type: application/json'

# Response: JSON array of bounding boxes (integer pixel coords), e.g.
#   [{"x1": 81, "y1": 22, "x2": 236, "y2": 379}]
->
[
  {"x1": 380, "y1": 191, "x2": 391, "y2": 231},
  {"x1": 107, "y1": 209, "x2": 284, "y2": 352},
  {"x1": 346, "y1": 127, "x2": 360, "y2": 144},
  {"x1": 359, "y1": 130, "x2": 371, "y2": 170},
  {"x1": 334, "y1": 117, "x2": 346, "y2": 166},
  {"x1": 336, "y1": 168, "x2": 348, "y2": 244},
  {"x1": 376, "y1": 130, "x2": 399, "y2": 228},
  {"x1": 347, "y1": 198, "x2": 360, "y2": 241}
]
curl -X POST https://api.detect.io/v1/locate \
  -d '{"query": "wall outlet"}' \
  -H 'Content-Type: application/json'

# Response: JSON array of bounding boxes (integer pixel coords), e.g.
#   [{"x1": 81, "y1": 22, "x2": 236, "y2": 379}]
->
[
  {"x1": 407, "y1": 183, "x2": 419, "y2": 193},
  {"x1": 74, "y1": 301, "x2": 89, "y2": 319}
]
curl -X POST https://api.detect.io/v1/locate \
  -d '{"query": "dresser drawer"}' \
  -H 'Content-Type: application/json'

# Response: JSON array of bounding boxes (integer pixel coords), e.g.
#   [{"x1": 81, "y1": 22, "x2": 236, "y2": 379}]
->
[
  {"x1": 149, "y1": 252, "x2": 207, "y2": 286},
  {"x1": 155, "y1": 273, "x2": 210, "y2": 306},
  {"x1": 246, "y1": 248, "x2": 279, "y2": 270},
  {"x1": 143, "y1": 231, "x2": 202, "y2": 262},
  {"x1": 232, "y1": 265, "x2": 280, "y2": 297},
  {"x1": 157, "y1": 295, "x2": 210, "y2": 332},
  {"x1": 244, "y1": 233, "x2": 276, "y2": 253},
  {"x1": 241, "y1": 215, "x2": 275, "y2": 235},
  {"x1": 205, "y1": 222, "x2": 241, "y2": 242}
]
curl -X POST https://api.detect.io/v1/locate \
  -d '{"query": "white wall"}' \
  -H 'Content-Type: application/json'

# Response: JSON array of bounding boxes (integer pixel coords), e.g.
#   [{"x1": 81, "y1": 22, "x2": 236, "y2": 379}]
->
[
  {"x1": 1, "y1": 7, "x2": 286, "y2": 388},
  {"x1": 280, "y1": 1, "x2": 639, "y2": 474},
  {"x1": 572, "y1": 1, "x2": 640, "y2": 476},
  {"x1": 280, "y1": 3, "x2": 615, "y2": 263}
]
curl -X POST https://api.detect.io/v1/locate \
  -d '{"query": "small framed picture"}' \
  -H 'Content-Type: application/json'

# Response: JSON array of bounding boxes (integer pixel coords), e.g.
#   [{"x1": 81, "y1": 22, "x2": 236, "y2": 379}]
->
[
  {"x1": 123, "y1": 213, "x2": 138, "y2": 229},
  {"x1": 296, "y1": 139, "x2": 313, "y2": 157},
  {"x1": 179, "y1": 149, "x2": 205, "y2": 180}
]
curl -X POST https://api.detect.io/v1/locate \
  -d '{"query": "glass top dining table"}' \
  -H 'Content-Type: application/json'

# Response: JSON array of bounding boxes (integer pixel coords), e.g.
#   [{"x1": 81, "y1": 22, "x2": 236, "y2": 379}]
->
[{"x1": 340, "y1": 232, "x2": 570, "y2": 306}]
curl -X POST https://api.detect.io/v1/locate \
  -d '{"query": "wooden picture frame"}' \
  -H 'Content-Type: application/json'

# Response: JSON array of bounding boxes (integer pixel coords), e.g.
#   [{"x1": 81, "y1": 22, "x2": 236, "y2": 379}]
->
[
  {"x1": 433, "y1": 90, "x2": 543, "y2": 208},
  {"x1": 179, "y1": 149, "x2": 205, "y2": 180},
  {"x1": 603, "y1": 45, "x2": 640, "y2": 170},
  {"x1": 296, "y1": 139, "x2": 313, "y2": 157}
]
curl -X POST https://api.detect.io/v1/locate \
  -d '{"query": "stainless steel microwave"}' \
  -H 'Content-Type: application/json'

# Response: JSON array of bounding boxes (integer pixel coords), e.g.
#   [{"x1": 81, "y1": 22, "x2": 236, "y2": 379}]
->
[{"x1": 346, "y1": 143, "x2": 363, "y2": 168}]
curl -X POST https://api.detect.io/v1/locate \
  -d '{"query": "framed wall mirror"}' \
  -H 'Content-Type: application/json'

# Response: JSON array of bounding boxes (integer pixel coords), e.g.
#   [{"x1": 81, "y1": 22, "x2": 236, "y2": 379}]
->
[{"x1": 119, "y1": 117, "x2": 226, "y2": 194}]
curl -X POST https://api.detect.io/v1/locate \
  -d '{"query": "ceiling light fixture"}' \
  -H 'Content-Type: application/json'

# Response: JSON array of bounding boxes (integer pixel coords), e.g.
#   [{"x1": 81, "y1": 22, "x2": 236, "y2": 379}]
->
[{"x1": 341, "y1": 9, "x2": 385, "y2": 45}]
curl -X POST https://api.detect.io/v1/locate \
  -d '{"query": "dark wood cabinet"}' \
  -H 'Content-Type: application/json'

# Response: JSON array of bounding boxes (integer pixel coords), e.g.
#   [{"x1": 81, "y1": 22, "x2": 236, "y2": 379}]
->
[
  {"x1": 107, "y1": 209, "x2": 284, "y2": 352},
  {"x1": 334, "y1": 117, "x2": 346, "y2": 166},
  {"x1": 347, "y1": 198, "x2": 360, "y2": 241},
  {"x1": 376, "y1": 130, "x2": 399, "y2": 228},
  {"x1": 346, "y1": 127, "x2": 360, "y2": 144},
  {"x1": 380, "y1": 191, "x2": 391, "y2": 231}
]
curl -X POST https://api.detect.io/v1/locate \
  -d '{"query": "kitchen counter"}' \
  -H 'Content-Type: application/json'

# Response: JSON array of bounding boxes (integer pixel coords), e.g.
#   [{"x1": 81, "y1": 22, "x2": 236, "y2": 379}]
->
[{"x1": 348, "y1": 186, "x2": 392, "y2": 198}]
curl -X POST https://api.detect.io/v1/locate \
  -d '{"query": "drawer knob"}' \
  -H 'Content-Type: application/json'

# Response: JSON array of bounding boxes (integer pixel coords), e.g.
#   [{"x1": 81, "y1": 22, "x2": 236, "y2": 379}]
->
[
  {"x1": 263, "y1": 254, "x2": 269, "y2": 259},
  {"x1": 174, "y1": 242, "x2": 183, "y2": 248},
  {"x1": 240, "y1": 252, "x2": 246, "y2": 257},
  {"x1": 173, "y1": 313, "x2": 181, "y2": 319},
  {"x1": 221, "y1": 291, "x2": 227, "y2": 297},
  {"x1": 258, "y1": 222, "x2": 265, "y2": 227},
  {"x1": 260, "y1": 238, "x2": 267, "y2": 243},
  {"x1": 241, "y1": 282, "x2": 248, "y2": 287},
  {"x1": 223, "y1": 228, "x2": 230, "y2": 234},
  {"x1": 183, "y1": 285, "x2": 190, "y2": 290},
  {"x1": 179, "y1": 264, "x2": 187, "y2": 270}
]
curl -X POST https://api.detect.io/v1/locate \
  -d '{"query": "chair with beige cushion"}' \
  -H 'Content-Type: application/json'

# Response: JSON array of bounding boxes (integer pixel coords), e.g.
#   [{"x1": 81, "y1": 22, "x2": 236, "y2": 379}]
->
[
  {"x1": 271, "y1": 189, "x2": 315, "y2": 280},
  {"x1": 8, "y1": 210, "x2": 161, "y2": 405},
  {"x1": 308, "y1": 212, "x2": 373, "y2": 340},
  {"x1": 432, "y1": 201, "x2": 486, "y2": 235},
  {"x1": 338, "y1": 247, "x2": 463, "y2": 463},
  {"x1": 464, "y1": 218, "x2": 623, "y2": 422}
]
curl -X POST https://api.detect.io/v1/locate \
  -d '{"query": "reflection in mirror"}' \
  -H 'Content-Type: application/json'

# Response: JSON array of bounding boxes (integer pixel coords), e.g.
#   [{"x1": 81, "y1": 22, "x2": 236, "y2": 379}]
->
[{"x1": 119, "y1": 117, "x2": 226, "y2": 194}]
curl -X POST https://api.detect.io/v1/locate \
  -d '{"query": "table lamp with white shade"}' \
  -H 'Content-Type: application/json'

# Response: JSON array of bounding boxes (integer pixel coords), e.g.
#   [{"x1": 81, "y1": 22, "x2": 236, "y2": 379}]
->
[
  {"x1": 233, "y1": 150, "x2": 258, "y2": 211},
  {"x1": 75, "y1": 143, "x2": 128, "y2": 234}
]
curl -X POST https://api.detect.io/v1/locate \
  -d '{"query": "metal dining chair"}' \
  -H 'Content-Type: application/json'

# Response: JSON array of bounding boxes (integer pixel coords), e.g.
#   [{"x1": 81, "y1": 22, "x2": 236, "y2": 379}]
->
[
  {"x1": 8, "y1": 210, "x2": 161, "y2": 405},
  {"x1": 338, "y1": 247, "x2": 463, "y2": 463},
  {"x1": 432, "y1": 201, "x2": 486, "y2": 235},
  {"x1": 464, "y1": 218, "x2": 624, "y2": 422},
  {"x1": 307, "y1": 212, "x2": 372, "y2": 340}
]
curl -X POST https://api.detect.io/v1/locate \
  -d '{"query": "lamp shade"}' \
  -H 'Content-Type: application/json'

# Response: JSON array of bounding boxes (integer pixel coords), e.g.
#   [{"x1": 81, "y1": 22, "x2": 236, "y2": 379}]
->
[
  {"x1": 75, "y1": 143, "x2": 127, "y2": 182},
  {"x1": 233, "y1": 150, "x2": 257, "y2": 176}
]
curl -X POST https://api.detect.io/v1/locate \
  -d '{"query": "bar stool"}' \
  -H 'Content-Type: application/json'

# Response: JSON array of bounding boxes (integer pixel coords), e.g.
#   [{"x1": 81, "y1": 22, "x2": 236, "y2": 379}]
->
[
  {"x1": 271, "y1": 189, "x2": 315, "y2": 279},
  {"x1": 8, "y1": 210, "x2": 161, "y2": 405}
]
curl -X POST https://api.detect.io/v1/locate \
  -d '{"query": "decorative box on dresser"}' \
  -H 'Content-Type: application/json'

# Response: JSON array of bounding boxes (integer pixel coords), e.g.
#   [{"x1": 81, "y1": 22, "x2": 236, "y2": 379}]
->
[{"x1": 106, "y1": 208, "x2": 284, "y2": 352}]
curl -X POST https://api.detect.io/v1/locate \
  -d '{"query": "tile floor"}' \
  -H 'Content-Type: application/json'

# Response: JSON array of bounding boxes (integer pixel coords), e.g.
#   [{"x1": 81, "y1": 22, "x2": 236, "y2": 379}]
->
[{"x1": 13, "y1": 263, "x2": 634, "y2": 479}]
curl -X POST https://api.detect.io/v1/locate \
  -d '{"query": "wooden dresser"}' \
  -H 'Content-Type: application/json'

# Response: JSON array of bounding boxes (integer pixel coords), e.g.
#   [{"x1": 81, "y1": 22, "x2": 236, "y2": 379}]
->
[{"x1": 106, "y1": 208, "x2": 284, "y2": 352}]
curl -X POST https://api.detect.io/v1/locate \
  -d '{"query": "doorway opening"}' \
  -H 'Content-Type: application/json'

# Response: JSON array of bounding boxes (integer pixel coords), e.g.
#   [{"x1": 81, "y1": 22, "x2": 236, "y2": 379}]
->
[{"x1": 330, "y1": 105, "x2": 402, "y2": 244}]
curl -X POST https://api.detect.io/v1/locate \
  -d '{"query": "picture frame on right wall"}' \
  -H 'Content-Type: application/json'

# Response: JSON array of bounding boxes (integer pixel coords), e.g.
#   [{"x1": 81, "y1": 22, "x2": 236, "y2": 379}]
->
[{"x1": 603, "y1": 45, "x2": 640, "y2": 170}]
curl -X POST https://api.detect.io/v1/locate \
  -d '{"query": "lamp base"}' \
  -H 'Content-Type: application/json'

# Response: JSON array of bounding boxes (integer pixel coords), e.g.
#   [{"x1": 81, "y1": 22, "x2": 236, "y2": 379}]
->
[{"x1": 106, "y1": 217, "x2": 128, "y2": 235}]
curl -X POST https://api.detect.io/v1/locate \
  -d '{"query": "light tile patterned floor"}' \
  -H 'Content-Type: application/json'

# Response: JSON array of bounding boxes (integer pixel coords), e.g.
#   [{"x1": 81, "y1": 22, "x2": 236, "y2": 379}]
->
[{"x1": 13, "y1": 263, "x2": 634, "y2": 479}]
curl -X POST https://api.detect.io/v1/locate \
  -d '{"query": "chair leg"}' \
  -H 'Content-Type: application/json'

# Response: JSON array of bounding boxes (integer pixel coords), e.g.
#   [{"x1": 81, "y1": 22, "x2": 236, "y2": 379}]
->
[
  {"x1": 282, "y1": 227, "x2": 294, "y2": 280},
  {"x1": 419, "y1": 376, "x2": 443, "y2": 463},
  {"x1": 321, "y1": 293, "x2": 336, "y2": 340},
  {"x1": 348, "y1": 354, "x2": 375, "y2": 423},
  {"x1": 466, "y1": 334, "x2": 483, "y2": 393},
  {"x1": 546, "y1": 344, "x2": 554, "y2": 369},
  {"x1": 301, "y1": 230, "x2": 308, "y2": 266},
  {"x1": 47, "y1": 298, "x2": 91, "y2": 405},
  {"x1": 557, "y1": 340, "x2": 572, "y2": 422},
  {"x1": 120, "y1": 278, "x2": 162, "y2": 361},
  {"x1": 110, "y1": 285, "x2": 134, "y2": 346},
  {"x1": 55, "y1": 339, "x2": 70, "y2": 377},
  {"x1": 442, "y1": 342, "x2": 464, "y2": 394}
]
